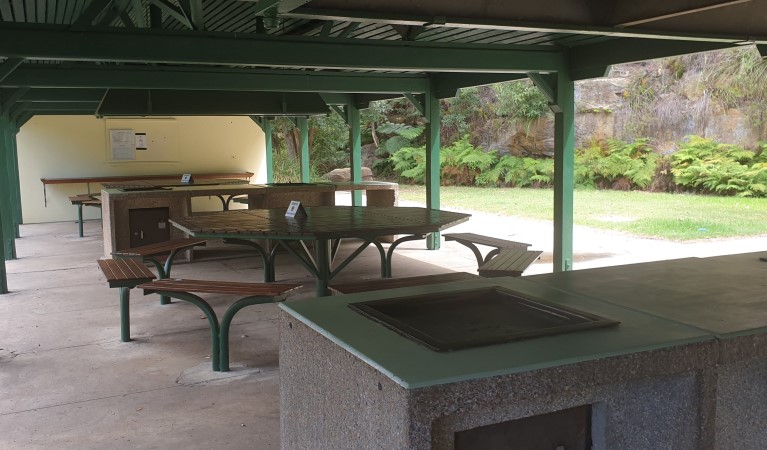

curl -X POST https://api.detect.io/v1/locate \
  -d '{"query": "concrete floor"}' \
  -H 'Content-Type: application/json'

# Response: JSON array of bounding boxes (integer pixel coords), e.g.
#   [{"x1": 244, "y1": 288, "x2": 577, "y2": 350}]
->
[{"x1": 1, "y1": 205, "x2": 762, "y2": 449}]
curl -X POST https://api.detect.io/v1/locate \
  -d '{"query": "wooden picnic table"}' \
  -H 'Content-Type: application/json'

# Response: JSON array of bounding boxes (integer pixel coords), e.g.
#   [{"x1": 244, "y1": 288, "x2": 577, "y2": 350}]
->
[{"x1": 170, "y1": 206, "x2": 471, "y2": 297}]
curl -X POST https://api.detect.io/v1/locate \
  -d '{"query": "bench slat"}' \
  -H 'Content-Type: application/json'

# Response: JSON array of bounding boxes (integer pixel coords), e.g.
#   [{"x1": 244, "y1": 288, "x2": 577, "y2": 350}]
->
[
  {"x1": 97, "y1": 259, "x2": 156, "y2": 288},
  {"x1": 478, "y1": 249, "x2": 542, "y2": 277},
  {"x1": 330, "y1": 272, "x2": 479, "y2": 295},
  {"x1": 139, "y1": 279, "x2": 302, "y2": 297},
  {"x1": 444, "y1": 232, "x2": 530, "y2": 249},
  {"x1": 113, "y1": 237, "x2": 208, "y2": 258}
]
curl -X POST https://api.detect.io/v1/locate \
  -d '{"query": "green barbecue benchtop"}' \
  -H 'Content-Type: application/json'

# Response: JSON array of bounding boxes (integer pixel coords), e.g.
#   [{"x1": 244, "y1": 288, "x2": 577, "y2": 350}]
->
[
  {"x1": 281, "y1": 252, "x2": 767, "y2": 389},
  {"x1": 280, "y1": 276, "x2": 716, "y2": 389}
]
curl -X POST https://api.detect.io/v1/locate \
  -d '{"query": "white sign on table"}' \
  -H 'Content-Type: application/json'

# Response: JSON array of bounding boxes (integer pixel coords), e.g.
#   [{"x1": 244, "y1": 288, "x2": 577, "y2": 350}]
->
[{"x1": 285, "y1": 200, "x2": 307, "y2": 219}]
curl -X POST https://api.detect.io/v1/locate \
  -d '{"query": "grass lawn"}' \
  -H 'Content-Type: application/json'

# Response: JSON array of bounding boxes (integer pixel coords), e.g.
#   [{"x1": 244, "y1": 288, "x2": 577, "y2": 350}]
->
[{"x1": 397, "y1": 185, "x2": 767, "y2": 241}]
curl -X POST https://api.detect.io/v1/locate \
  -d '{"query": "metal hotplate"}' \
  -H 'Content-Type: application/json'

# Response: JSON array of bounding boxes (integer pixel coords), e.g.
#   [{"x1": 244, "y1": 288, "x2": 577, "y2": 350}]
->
[{"x1": 349, "y1": 286, "x2": 620, "y2": 352}]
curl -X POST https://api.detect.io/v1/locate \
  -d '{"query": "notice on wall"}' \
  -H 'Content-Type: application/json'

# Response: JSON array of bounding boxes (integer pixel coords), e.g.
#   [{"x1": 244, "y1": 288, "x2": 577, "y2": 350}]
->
[
  {"x1": 135, "y1": 132, "x2": 148, "y2": 150},
  {"x1": 109, "y1": 129, "x2": 136, "y2": 160}
]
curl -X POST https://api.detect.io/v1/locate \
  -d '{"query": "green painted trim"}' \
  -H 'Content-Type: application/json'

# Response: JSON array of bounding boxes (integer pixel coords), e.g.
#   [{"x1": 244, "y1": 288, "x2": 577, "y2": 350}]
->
[
  {"x1": 263, "y1": 118, "x2": 274, "y2": 184},
  {"x1": 0, "y1": 26, "x2": 566, "y2": 73},
  {"x1": 553, "y1": 70, "x2": 575, "y2": 272},
  {"x1": 298, "y1": 117, "x2": 310, "y2": 183},
  {"x1": 348, "y1": 103, "x2": 362, "y2": 206},
  {"x1": 425, "y1": 83, "x2": 441, "y2": 250}
]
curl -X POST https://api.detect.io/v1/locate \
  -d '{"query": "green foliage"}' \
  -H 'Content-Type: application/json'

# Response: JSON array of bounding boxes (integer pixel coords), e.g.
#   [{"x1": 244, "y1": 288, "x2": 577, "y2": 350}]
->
[
  {"x1": 575, "y1": 139, "x2": 659, "y2": 189},
  {"x1": 271, "y1": 149, "x2": 323, "y2": 183},
  {"x1": 374, "y1": 122, "x2": 425, "y2": 177},
  {"x1": 390, "y1": 136, "x2": 497, "y2": 185},
  {"x1": 376, "y1": 123, "x2": 424, "y2": 141},
  {"x1": 491, "y1": 80, "x2": 550, "y2": 122},
  {"x1": 670, "y1": 135, "x2": 767, "y2": 197},
  {"x1": 440, "y1": 135, "x2": 497, "y2": 185},
  {"x1": 389, "y1": 145, "x2": 427, "y2": 182},
  {"x1": 308, "y1": 114, "x2": 349, "y2": 174},
  {"x1": 475, "y1": 155, "x2": 554, "y2": 187}
]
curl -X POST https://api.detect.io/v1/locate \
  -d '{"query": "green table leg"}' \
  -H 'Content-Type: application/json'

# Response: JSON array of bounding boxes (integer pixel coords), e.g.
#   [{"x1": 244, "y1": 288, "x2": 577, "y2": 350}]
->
[
  {"x1": 77, "y1": 204, "x2": 84, "y2": 238},
  {"x1": 120, "y1": 287, "x2": 131, "y2": 342}
]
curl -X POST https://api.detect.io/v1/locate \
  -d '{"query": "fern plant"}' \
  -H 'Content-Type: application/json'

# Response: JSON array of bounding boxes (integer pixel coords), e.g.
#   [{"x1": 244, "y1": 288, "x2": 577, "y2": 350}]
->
[
  {"x1": 373, "y1": 123, "x2": 425, "y2": 177},
  {"x1": 575, "y1": 138, "x2": 658, "y2": 189},
  {"x1": 671, "y1": 135, "x2": 767, "y2": 197}
]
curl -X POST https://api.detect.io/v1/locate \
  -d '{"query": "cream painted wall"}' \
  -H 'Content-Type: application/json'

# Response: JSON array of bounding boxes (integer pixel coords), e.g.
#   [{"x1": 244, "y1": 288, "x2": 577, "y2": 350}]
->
[{"x1": 17, "y1": 115, "x2": 266, "y2": 224}]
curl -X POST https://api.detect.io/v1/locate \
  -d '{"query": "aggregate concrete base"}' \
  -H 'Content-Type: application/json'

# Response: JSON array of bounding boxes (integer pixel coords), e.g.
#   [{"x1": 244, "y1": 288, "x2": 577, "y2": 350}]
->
[{"x1": 279, "y1": 314, "x2": 718, "y2": 450}]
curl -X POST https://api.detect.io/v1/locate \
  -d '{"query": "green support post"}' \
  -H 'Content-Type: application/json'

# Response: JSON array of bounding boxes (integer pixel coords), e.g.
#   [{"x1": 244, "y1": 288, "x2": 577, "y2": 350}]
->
[
  {"x1": 348, "y1": 104, "x2": 363, "y2": 206},
  {"x1": 0, "y1": 204, "x2": 6, "y2": 293},
  {"x1": 8, "y1": 127, "x2": 22, "y2": 237},
  {"x1": 297, "y1": 117, "x2": 310, "y2": 183},
  {"x1": 0, "y1": 118, "x2": 16, "y2": 260},
  {"x1": 263, "y1": 117, "x2": 274, "y2": 183},
  {"x1": 425, "y1": 83, "x2": 441, "y2": 250},
  {"x1": 553, "y1": 70, "x2": 575, "y2": 272}
]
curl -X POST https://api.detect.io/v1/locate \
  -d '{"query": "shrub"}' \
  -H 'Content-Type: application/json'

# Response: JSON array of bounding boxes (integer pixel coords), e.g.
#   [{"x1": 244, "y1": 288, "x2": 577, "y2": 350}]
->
[
  {"x1": 671, "y1": 135, "x2": 767, "y2": 197},
  {"x1": 575, "y1": 139, "x2": 659, "y2": 190}
]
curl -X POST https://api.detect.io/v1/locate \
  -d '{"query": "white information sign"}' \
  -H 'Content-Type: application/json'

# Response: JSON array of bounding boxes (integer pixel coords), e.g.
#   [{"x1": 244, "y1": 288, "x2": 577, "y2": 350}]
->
[
  {"x1": 285, "y1": 200, "x2": 307, "y2": 219},
  {"x1": 135, "y1": 132, "x2": 148, "y2": 150},
  {"x1": 109, "y1": 129, "x2": 135, "y2": 161}
]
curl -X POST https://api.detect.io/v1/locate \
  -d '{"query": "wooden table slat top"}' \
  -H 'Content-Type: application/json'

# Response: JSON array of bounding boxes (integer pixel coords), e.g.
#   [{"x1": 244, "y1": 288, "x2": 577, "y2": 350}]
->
[
  {"x1": 171, "y1": 206, "x2": 470, "y2": 239},
  {"x1": 138, "y1": 279, "x2": 302, "y2": 297}
]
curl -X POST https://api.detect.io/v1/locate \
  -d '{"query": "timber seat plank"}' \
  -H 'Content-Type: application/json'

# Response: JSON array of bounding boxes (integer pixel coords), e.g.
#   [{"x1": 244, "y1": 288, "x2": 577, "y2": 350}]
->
[
  {"x1": 329, "y1": 272, "x2": 480, "y2": 295},
  {"x1": 97, "y1": 258, "x2": 156, "y2": 288},
  {"x1": 477, "y1": 249, "x2": 543, "y2": 278},
  {"x1": 444, "y1": 232, "x2": 531, "y2": 267}
]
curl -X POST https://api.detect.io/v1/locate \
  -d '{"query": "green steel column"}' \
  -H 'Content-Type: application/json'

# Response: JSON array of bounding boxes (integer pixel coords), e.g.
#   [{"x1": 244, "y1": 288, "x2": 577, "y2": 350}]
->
[
  {"x1": 425, "y1": 83, "x2": 441, "y2": 250},
  {"x1": 348, "y1": 104, "x2": 363, "y2": 206},
  {"x1": 553, "y1": 70, "x2": 575, "y2": 272},
  {"x1": 0, "y1": 118, "x2": 16, "y2": 260},
  {"x1": 263, "y1": 118, "x2": 274, "y2": 183},
  {"x1": 0, "y1": 204, "x2": 6, "y2": 292},
  {"x1": 8, "y1": 127, "x2": 22, "y2": 237},
  {"x1": 297, "y1": 117, "x2": 310, "y2": 183}
]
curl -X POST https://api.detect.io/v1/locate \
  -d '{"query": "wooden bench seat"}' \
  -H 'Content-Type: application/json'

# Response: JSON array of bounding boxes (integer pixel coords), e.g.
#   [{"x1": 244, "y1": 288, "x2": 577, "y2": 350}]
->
[
  {"x1": 113, "y1": 238, "x2": 208, "y2": 305},
  {"x1": 329, "y1": 272, "x2": 480, "y2": 295},
  {"x1": 139, "y1": 278, "x2": 302, "y2": 372},
  {"x1": 477, "y1": 249, "x2": 543, "y2": 277},
  {"x1": 444, "y1": 232, "x2": 531, "y2": 267}
]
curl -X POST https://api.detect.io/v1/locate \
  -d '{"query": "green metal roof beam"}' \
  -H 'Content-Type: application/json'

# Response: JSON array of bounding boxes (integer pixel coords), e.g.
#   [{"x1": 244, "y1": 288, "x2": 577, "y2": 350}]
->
[
  {"x1": 2, "y1": 66, "x2": 430, "y2": 94},
  {"x1": 0, "y1": 25, "x2": 565, "y2": 73},
  {"x1": 431, "y1": 72, "x2": 528, "y2": 98},
  {"x1": 569, "y1": 38, "x2": 736, "y2": 80},
  {"x1": 14, "y1": 102, "x2": 100, "y2": 112},
  {"x1": 17, "y1": 89, "x2": 106, "y2": 102}
]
